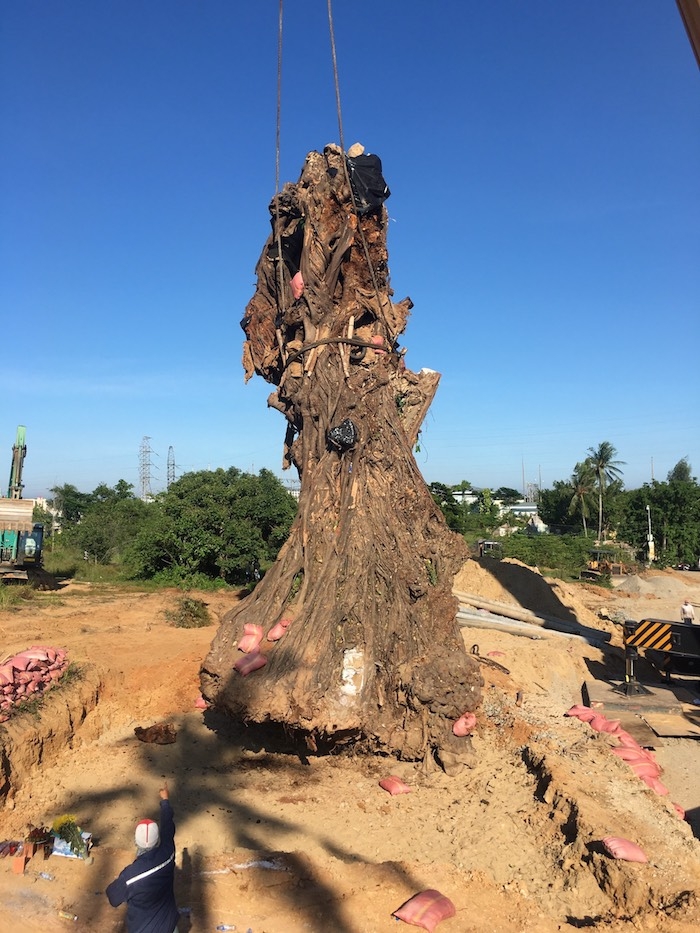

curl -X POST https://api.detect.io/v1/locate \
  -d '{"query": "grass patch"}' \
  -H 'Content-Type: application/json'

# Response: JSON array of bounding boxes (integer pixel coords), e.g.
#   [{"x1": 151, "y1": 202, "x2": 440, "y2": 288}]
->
[
  {"x1": 164, "y1": 597, "x2": 212, "y2": 629},
  {"x1": 0, "y1": 583, "x2": 38, "y2": 611}
]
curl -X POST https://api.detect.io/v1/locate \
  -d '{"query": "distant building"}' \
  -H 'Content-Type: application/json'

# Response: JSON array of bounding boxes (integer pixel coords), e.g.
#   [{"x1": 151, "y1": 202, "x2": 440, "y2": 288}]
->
[
  {"x1": 507, "y1": 502, "x2": 539, "y2": 519},
  {"x1": 285, "y1": 481, "x2": 301, "y2": 501},
  {"x1": 453, "y1": 490, "x2": 478, "y2": 507}
]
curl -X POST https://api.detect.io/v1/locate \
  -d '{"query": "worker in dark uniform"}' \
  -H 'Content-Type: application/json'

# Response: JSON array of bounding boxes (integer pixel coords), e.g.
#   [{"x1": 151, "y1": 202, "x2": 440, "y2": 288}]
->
[{"x1": 106, "y1": 783, "x2": 179, "y2": 933}]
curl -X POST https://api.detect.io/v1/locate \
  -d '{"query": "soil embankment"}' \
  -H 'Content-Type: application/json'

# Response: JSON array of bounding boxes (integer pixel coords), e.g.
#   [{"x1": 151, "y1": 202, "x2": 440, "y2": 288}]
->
[{"x1": 1, "y1": 567, "x2": 700, "y2": 932}]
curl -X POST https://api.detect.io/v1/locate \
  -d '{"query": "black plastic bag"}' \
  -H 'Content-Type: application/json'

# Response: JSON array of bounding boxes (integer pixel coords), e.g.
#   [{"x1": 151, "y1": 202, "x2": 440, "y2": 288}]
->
[
  {"x1": 327, "y1": 418, "x2": 358, "y2": 451},
  {"x1": 346, "y1": 154, "x2": 390, "y2": 215}
]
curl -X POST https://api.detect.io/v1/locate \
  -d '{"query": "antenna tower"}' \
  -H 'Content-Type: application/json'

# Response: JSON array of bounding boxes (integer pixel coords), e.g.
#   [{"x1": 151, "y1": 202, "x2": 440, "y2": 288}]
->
[
  {"x1": 139, "y1": 436, "x2": 154, "y2": 500},
  {"x1": 167, "y1": 446, "x2": 176, "y2": 487}
]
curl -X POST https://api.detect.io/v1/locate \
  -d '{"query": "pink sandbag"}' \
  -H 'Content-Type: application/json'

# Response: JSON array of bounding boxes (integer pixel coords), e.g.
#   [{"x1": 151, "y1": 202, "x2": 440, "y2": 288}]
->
[
  {"x1": 15, "y1": 649, "x2": 49, "y2": 662},
  {"x1": 268, "y1": 615, "x2": 294, "y2": 641},
  {"x1": 672, "y1": 802, "x2": 686, "y2": 820},
  {"x1": 290, "y1": 271, "x2": 305, "y2": 300},
  {"x1": 630, "y1": 760, "x2": 661, "y2": 779},
  {"x1": 641, "y1": 774, "x2": 669, "y2": 796},
  {"x1": 0, "y1": 665, "x2": 13, "y2": 686},
  {"x1": 379, "y1": 776, "x2": 411, "y2": 796},
  {"x1": 237, "y1": 623, "x2": 264, "y2": 654},
  {"x1": 370, "y1": 334, "x2": 387, "y2": 355},
  {"x1": 602, "y1": 836, "x2": 648, "y2": 863},
  {"x1": 591, "y1": 716, "x2": 620, "y2": 734},
  {"x1": 194, "y1": 695, "x2": 208, "y2": 710},
  {"x1": 565, "y1": 705, "x2": 597, "y2": 722},
  {"x1": 266, "y1": 621, "x2": 288, "y2": 642},
  {"x1": 615, "y1": 730, "x2": 642, "y2": 749},
  {"x1": 234, "y1": 651, "x2": 267, "y2": 676},
  {"x1": 611, "y1": 746, "x2": 647, "y2": 763},
  {"x1": 487, "y1": 650, "x2": 506, "y2": 658},
  {"x1": 10, "y1": 656, "x2": 30, "y2": 672},
  {"x1": 393, "y1": 889, "x2": 456, "y2": 932},
  {"x1": 452, "y1": 712, "x2": 477, "y2": 737}
]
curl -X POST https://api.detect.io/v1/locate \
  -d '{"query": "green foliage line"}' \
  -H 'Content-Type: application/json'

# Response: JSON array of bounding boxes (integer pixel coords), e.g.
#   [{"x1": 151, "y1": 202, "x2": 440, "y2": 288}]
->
[
  {"x1": 431, "y1": 451, "x2": 700, "y2": 573},
  {"x1": 45, "y1": 467, "x2": 297, "y2": 587}
]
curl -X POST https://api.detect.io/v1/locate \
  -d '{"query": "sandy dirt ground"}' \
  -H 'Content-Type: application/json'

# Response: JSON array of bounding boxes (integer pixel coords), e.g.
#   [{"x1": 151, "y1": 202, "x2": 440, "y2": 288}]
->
[{"x1": 1, "y1": 562, "x2": 700, "y2": 932}]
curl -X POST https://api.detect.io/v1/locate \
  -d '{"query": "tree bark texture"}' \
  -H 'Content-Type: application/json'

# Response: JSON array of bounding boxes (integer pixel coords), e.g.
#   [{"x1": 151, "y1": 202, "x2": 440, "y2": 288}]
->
[{"x1": 202, "y1": 145, "x2": 481, "y2": 768}]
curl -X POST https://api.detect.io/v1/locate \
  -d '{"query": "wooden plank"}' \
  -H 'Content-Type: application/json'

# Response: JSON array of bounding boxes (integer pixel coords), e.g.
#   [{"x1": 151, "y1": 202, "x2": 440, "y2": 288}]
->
[
  {"x1": 642, "y1": 712, "x2": 700, "y2": 739},
  {"x1": 583, "y1": 678, "x2": 689, "y2": 715},
  {"x1": 615, "y1": 712, "x2": 663, "y2": 748}
]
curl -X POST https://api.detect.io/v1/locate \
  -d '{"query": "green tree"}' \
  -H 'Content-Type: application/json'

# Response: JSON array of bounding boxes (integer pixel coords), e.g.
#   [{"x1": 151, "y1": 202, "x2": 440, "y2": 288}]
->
[
  {"x1": 617, "y1": 478, "x2": 700, "y2": 565},
  {"x1": 69, "y1": 483, "x2": 149, "y2": 563},
  {"x1": 125, "y1": 468, "x2": 297, "y2": 584},
  {"x1": 428, "y1": 482, "x2": 464, "y2": 533},
  {"x1": 477, "y1": 488, "x2": 500, "y2": 528},
  {"x1": 452, "y1": 479, "x2": 473, "y2": 495},
  {"x1": 667, "y1": 458, "x2": 693, "y2": 483},
  {"x1": 494, "y1": 487, "x2": 521, "y2": 506},
  {"x1": 538, "y1": 480, "x2": 575, "y2": 529},
  {"x1": 32, "y1": 502, "x2": 55, "y2": 539},
  {"x1": 586, "y1": 441, "x2": 625, "y2": 542},
  {"x1": 49, "y1": 483, "x2": 91, "y2": 526},
  {"x1": 91, "y1": 479, "x2": 134, "y2": 503},
  {"x1": 568, "y1": 462, "x2": 596, "y2": 538}
]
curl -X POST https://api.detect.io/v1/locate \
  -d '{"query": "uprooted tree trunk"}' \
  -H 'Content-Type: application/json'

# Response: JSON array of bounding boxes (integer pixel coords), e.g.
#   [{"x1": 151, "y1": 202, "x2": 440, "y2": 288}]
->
[{"x1": 201, "y1": 144, "x2": 481, "y2": 771}]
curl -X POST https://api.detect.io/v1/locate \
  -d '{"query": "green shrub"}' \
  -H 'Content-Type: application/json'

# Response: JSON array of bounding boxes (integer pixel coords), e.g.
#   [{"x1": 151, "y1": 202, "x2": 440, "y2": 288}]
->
[
  {"x1": 165, "y1": 596, "x2": 212, "y2": 628},
  {"x1": 499, "y1": 534, "x2": 593, "y2": 579}
]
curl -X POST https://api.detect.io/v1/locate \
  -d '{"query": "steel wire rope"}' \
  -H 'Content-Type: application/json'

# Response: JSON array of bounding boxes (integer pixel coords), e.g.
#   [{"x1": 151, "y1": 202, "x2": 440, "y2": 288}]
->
[
  {"x1": 326, "y1": 0, "x2": 393, "y2": 339},
  {"x1": 271, "y1": 1, "x2": 394, "y2": 368},
  {"x1": 273, "y1": 0, "x2": 288, "y2": 364}
]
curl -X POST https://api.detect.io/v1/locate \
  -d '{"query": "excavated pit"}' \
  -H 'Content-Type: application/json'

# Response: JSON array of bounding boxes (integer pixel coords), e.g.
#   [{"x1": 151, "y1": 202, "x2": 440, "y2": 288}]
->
[{"x1": 0, "y1": 665, "x2": 102, "y2": 806}]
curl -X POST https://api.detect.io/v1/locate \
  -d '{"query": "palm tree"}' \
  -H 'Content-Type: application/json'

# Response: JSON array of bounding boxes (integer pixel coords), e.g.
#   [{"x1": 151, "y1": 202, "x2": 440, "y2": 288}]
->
[
  {"x1": 568, "y1": 461, "x2": 596, "y2": 537},
  {"x1": 586, "y1": 442, "x2": 625, "y2": 542}
]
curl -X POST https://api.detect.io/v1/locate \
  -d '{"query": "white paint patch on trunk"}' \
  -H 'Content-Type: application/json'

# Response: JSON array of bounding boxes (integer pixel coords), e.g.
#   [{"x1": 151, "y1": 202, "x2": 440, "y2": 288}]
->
[{"x1": 340, "y1": 647, "x2": 364, "y2": 701}]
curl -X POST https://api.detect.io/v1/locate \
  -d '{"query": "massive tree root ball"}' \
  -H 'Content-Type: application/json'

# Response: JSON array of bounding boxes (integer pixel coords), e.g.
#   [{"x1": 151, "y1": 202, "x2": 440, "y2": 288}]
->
[{"x1": 201, "y1": 144, "x2": 482, "y2": 770}]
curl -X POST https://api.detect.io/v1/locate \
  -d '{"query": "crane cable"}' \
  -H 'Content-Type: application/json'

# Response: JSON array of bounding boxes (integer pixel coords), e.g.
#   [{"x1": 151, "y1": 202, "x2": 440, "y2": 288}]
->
[
  {"x1": 274, "y1": 0, "x2": 391, "y2": 347},
  {"x1": 273, "y1": 0, "x2": 288, "y2": 363},
  {"x1": 326, "y1": 0, "x2": 391, "y2": 337}
]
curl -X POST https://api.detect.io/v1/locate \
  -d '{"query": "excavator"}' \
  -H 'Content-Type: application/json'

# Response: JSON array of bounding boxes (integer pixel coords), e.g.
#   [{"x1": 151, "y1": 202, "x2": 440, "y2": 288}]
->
[{"x1": 0, "y1": 426, "x2": 44, "y2": 581}]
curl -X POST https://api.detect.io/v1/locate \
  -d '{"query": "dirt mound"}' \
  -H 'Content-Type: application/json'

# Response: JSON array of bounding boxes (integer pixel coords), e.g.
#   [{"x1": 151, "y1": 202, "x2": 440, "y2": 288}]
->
[
  {"x1": 1, "y1": 582, "x2": 700, "y2": 931},
  {"x1": 613, "y1": 571, "x2": 693, "y2": 601},
  {"x1": 454, "y1": 558, "x2": 605, "y2": 630}
]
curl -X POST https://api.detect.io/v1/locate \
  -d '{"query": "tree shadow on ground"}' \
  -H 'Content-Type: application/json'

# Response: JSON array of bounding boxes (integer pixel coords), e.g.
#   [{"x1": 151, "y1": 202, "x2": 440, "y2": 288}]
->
[{"x1": 47, "y1": 699, "x2": 428, "y2": 933}]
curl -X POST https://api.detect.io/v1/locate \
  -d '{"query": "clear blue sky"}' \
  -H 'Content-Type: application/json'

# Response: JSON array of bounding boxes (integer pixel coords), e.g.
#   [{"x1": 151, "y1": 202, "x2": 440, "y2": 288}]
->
[{"x1": 2, "y1": 1, "x2": 698, "y2": 499}]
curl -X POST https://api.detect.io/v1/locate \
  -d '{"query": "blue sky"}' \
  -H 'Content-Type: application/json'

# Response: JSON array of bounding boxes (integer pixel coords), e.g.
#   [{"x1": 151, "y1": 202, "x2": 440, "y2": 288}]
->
[{"x1": 2, "y1": 1, "x2": 698, "y2": 500}]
